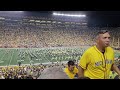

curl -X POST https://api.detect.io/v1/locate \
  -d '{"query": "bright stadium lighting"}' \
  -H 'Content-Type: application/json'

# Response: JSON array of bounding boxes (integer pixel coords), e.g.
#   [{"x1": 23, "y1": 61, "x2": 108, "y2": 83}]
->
[
  {"x1": 53, "y1": 12, "x2": 86, "y2": 17},
  {"x1": 0, "y1": 11, "x2": 24, "y2": 14},
  {"x1": 8, "y1": 11, "x2": 24, "y2": 13},
  {"x1": 17, "y1": 11, "x2": 24, "y2": 12}
]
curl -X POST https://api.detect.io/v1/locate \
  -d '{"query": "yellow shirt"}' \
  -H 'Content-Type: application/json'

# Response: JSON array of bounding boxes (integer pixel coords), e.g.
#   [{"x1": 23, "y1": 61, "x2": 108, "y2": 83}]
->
[
  {"x1": 78, "y1": 46, "x2": 114, "y2": 79},
  {"x1": 64, "y1": 66, "x2": 78, "y2": 79},
  {"x1": 109, "y1": 71, "x2": 118, "y2": 79}
]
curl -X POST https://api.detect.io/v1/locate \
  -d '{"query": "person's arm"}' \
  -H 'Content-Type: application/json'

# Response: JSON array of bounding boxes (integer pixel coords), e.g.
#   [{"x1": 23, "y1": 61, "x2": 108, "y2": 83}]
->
[
  {"x1": 78, "y1": 66, "x2": 84, "y2": 78},
  {"x1": 77, "y1": 51, "x2": 91, "y2": 79},
  {"x1": 111, "y1": 64, "x2": 120, "y2": 75}
]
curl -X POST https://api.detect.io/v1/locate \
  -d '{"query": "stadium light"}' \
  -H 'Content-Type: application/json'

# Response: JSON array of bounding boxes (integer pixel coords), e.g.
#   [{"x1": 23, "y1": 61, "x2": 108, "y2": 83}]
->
[
  {"x1": 53, "y1": 12, "x2": 86, "y2": 17},
  {"x1": 7, "y1": 11, "x2": 24, "y2": 13},
  {"x1": 0, "y1": 11, "x2": 24, "y2": 13},
  {"x1": 0, "y1": 11, "x2": 25, "y2": 17}
]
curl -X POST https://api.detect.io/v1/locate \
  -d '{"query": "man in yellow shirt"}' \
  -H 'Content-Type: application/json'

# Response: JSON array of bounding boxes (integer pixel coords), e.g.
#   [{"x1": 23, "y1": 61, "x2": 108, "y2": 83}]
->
[
  {"x1": 78, "y1": 30, "x2": 120, "y2": 79},
  {"x1": 64, "y1": 60, "x2": 78, "y2": 79}
]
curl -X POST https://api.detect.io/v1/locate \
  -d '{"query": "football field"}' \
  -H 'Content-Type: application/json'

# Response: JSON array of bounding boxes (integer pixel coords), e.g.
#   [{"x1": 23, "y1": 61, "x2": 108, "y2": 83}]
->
[
  {"x1": 0, "y1": 47, "x2": 85, "y2": 66},
  {"x1": 0, "y1": 47, "x2": 119, "y2": 66}
]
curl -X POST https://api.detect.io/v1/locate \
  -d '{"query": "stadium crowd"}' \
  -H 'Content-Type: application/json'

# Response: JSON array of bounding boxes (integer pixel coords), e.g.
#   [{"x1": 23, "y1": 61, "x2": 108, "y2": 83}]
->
[
  {"x1": 0, "y1": 62, "x2": 66, "y2": 79},
  {"x1": 0, "y1": 14, "x2": 119, "y2": 79},
  {"x1": 0, "y1": 15, "x2": 119, "y2": 48}
]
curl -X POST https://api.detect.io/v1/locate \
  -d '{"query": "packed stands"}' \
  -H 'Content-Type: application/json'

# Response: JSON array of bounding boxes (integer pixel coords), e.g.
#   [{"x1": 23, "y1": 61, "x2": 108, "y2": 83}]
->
[
  {"x1": 0, "y1": 12, "x2": 119, "y2": 79},
  {"x1": 0, "y1": 15, "x2": 119, "y2": 48}
]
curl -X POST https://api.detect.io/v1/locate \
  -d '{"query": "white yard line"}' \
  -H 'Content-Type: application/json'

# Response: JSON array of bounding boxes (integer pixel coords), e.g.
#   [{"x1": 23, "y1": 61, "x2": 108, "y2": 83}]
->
[{"x1": 8, "y1": 50, "x2": 14, "y2": 66}]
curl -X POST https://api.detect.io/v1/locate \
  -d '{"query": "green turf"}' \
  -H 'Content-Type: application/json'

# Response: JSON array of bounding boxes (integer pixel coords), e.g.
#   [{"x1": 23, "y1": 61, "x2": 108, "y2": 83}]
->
[
  {"x1": 0, "y1": 47, "x2": 84, "y2": 66},
  {"x1": 0, "y1": 47, "x2": 119, "y2": 66}
]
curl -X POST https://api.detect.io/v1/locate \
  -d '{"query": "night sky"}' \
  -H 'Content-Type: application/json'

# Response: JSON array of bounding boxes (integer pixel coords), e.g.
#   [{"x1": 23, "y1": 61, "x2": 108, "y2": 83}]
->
[{"x1": 87, "y1": 11, "x2": 120, "y2": 27}]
